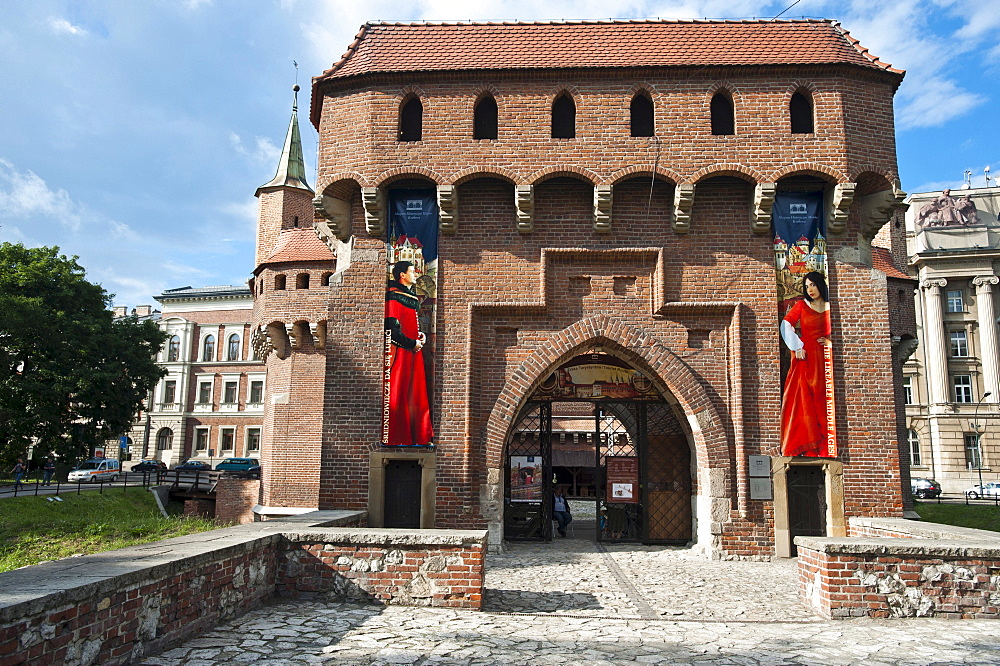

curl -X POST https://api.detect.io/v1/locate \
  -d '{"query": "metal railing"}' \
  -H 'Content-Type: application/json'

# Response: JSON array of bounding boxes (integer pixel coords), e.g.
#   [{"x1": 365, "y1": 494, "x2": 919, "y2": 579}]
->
[{"x1": 0, "y1": 469, "x2": 234, "y2": 498}]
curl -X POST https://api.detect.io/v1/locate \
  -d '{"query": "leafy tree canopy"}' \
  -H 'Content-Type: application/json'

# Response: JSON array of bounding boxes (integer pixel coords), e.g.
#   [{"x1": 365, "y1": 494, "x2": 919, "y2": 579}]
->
[{"x1": 0, "y1": 243, "x2": 166, "y2": 463}]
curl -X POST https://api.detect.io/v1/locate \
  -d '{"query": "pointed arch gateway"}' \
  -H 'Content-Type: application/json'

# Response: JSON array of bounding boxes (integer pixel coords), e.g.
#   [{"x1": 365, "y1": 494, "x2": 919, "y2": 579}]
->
[{"x1": 489, "y1": 318, "x2": 729, "y2": 548}]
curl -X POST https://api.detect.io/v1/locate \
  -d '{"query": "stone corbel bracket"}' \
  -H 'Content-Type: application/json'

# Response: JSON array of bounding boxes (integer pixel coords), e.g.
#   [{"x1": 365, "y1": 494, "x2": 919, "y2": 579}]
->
[
  {"x1": 311, "y1": 321, "x2": 328, "y2": 349},
  {"x1": 750, "y1": 182, "x2": 776, "y2": 234},
  {"x1": 673, "y1": 184, "x2": 695, "y2": 234},
  {"x1": 858, "y1": 181, "x2": 908, "y2": 240},
  {"x1": 825, "y1": 183, "x2": 856, "y2": 235},
  {"x1": 313, "y1": 193, "x2": 352, "y2": 246},
  {"x1": 892, "y1": 335, "x2": 919, "y2": 363},
  {"x1": 362, "y1": 187, "x2": 386, "y2": 238},
  {"x1": 437, "y1": 185, "x2": 458, "y2": 233},
  {"x1": 250, "y1": 325, "x2": 272, "y2": 361},
  {"x1": 286, "y1": 323, "x2": 299, "y2": 349},
  {"x1": 593, "y1": 184, "x2": 613, "y2": 233},
  {"x1": 516, "y1": 185, "x2": 534, "y2": 233}
]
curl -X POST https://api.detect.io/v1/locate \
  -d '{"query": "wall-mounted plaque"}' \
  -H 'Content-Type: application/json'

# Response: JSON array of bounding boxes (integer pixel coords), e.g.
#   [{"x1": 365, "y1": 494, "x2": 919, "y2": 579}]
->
[
  {"x1": 749, "y1": 455, "x2": 771, "y2": 478},
  {"x1": 750, "y1": 477, "x2": 773, "y2": 500}
]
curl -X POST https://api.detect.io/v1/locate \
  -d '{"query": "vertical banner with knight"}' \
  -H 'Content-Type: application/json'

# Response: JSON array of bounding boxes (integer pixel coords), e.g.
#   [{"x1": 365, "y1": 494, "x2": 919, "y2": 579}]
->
[
  {"x1": 383, "y1": 189, "x2": 437, "y2": 446},
  {"x1": 773, "y1": 191, "x2": 837, "y2": 458}
]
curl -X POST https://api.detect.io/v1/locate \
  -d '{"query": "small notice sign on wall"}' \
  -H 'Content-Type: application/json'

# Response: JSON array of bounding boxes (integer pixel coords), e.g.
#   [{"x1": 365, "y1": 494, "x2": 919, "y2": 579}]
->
[
  {"x1": 750, "y1": 477, "x2": 773, "y2": 500},
  {"x1": 749, "y1": 455, "x2": 771, "y2": 477},
  {"x1": 606, "y1": 457, "x2": 638, "y2": 503}
]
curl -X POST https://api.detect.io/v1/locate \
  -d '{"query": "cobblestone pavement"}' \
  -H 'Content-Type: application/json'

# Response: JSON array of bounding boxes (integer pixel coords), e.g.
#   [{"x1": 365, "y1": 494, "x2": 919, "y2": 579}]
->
[{"x1": 143, "y1": 536, "x2": 1000, "y2": 665}]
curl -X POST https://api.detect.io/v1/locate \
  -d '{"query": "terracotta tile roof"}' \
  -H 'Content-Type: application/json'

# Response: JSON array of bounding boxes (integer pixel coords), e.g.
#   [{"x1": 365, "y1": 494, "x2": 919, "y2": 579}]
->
[
  {"x1": 872, "y1": 247, "x2": 914, "y2": 280},
  {"x1": 262, "y1": 227, "x2": 334, "y2": 265},
  {"x1": 311, "y1": 19, "x2": 901, "y2": 125}
]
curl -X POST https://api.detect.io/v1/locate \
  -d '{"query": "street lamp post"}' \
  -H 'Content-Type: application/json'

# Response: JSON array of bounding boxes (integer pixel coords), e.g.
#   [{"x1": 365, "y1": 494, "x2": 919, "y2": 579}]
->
[{"x1": 972, "y1": 391, "x2": 991, "y2": 497}]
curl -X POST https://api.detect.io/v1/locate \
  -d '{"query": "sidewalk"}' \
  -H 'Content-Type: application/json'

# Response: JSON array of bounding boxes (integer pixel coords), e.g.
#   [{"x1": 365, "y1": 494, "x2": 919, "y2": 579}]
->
[{"x1": 141, "y1": 537, "x2": 1000, "y2": 665}]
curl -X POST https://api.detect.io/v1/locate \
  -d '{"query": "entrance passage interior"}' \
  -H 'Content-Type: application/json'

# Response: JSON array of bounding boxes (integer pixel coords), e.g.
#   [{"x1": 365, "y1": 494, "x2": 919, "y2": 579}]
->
[
  {"x1": 503, "y1": 353, "x2": 693, "y2": 544},
  {"x1": 384, "y1": 459, "x2": 422, "y2": 528}
]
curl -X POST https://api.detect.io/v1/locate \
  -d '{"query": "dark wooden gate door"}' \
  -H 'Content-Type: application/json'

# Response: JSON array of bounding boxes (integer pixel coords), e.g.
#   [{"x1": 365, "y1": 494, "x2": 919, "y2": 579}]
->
[
  {"x1": 384, "y1": 459, "x2": 422, "y2": 528},
  {"x1": 787, "y1": 466, "x2": 826, "y2": 555}
]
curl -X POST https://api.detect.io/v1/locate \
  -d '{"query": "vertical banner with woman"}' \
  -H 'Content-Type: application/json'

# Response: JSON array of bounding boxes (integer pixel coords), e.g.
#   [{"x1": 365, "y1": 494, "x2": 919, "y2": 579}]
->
[
  {"x1": 772, "y1": 192, "x2": 837, "y2": 458},
  {"x1": 383, "y1": 189, "x2": 437, "y2": 446}
]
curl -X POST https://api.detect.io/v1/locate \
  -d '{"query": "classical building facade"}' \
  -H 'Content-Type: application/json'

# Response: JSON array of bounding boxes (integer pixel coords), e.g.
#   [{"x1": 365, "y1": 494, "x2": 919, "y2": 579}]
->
[
  {"x1": 904, "y1": 186, "x2": 1000, "y2": 493},
  {"x1": 122, "y1": 286, "x2": 265, "y2": 467},
  {"x1": 252, "y1": 19, "x2": 913, "y2": 558}
]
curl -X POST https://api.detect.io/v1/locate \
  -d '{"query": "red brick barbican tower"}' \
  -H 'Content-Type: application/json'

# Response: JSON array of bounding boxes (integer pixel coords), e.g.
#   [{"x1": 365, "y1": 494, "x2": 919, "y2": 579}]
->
[{"x1": 255, "y1": 20, "x2": 914, "y2": 557}]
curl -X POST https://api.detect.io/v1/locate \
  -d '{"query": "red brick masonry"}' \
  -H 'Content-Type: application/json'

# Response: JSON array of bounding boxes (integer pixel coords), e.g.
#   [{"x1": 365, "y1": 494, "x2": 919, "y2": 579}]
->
[
  {"x1": 0, "y1": 512, "x2": 487, "y2": 666},
  {"x1": 797, "y1": 518, "x2": 1000, "y2": 619}
]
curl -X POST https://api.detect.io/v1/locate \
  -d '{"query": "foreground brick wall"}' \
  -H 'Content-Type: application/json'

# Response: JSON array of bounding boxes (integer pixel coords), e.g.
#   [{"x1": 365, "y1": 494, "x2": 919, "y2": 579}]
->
[{"x1": 215, "y1": 478, "x2": 261, "y2": 524}]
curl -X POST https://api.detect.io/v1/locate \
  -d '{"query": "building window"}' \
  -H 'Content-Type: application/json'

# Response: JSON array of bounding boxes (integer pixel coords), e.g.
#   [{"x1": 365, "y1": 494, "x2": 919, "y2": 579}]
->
[
  {"x1": 227, "y1": 334, "x2": 240, "y2": 361},
  {"x1": 195, "y1": 428, "x2": 209, "y2": 451},
  {"x1": 473, "y1": 94, "x2": 498, "y2": 140},
  {"x1": 321, "y1": 272, "x2": 333, "y2": 287},
  {"x1": 162, "y1": 380, "x2": 176, "y2": 405},
  {"x1": 167, "y1": 335, "x2": 180, "y2": 362},
  {"x1": 789, "y1": 91, "x2": 814, "y2": 134},
  {"x1": 551, "y1": 93, "x2": 576, "y2": 139},
  {"x1": 950, "y1": 330, "x2": 969, "y2": 357},
  {"x1": 202, "y1": 335, "x2": 215, "y2": 361},
  {"x1": 630, "y1": 93, "x2": 654, "y2": 137},
  {"x1": 907, "y1": 429, "x2": 921, "y2": 466},
  {"x1": 221, "y1": 428, "x2": 235, "y2": 452},
  {"x1": 249, "y1": 380, "x2": 264, "y2": 404},
  {"x1": 398, "y1": 96, "x2": 423, "y2": 141},
  {"x1": 296, "y1": 273, "x2": 310, "y2": 289},
  {"x1": 902, "y1": 376, "x2": 913, "y2": 405},
  {"x1": 246, "y1": 427, "x2": 261, "y2": 452},
  {"x1": 156, "y1": 428, "x2": 173, "y2": 450},
  {"x1": 710, "y1": 92, "x2": 735, "y2": 135},
  {"x1": 274, "y1": 274, "x2": 286, "y2": 290},
  {"x1": 946, "y1": 289, "x2": 964, "y2": 313},
  {"x1": 953, "y1": 374, "x2": 973, "y2": 403},
  {"x1": 965, "y1": 433, "x2": 982, "y2": 468},
  {"x1": 223, "y1": 380, "x2": 238, "y2": 405},
  {"x1": 197, "y1": 381, "x2": 212, "y2": 405}
]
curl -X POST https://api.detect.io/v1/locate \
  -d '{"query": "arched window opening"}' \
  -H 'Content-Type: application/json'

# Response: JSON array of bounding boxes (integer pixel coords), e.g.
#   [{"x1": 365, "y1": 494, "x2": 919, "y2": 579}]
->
[
  {"x1": 296, "y1": 273, "x2": 310, "y2": 289},
  {"x1": 790, "y1": 91, "x2": 814, "y2": 134},
  {"x1": 474, "y1": 95, "x2": 498, "y2": 140},
  {"x1": 630, "y1": 93, "x2": 654, "y2": 137},
  {"x1": 156, "y1": 428, "x2": 173, "y2": 451},
  {"x1": 710, "y1": 92, "x2": 735, "y2": 135},
  {"x1": 398, "y1": 97, "x2": 423, "y2": 141},
  {"x1": 551, "y1": 94, "x2": 576, "y2": 139},
  {"x1": 321, "y1": 272, "x2": 333, "y2": 287},
  {"x1": 167, "y1": 335, "x2": 180, "y2": 362},
  {"x1": 227, "y1": 334, "x2": 240, "y2": 361},
  {"x1": 274, "y1": 274, "x2": 286, "y2": 290},
  {"x1": 202, "y1": 335, "x2": 216, "y2": 362}
]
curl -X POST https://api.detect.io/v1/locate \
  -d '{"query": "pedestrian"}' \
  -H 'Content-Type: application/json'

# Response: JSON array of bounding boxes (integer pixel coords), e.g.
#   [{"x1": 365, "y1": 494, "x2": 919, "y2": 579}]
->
[
  {"x1": 43, "y1": 458, "x2": 56, "y2": 486},
  {"x1": 11, "y1": 459, "x2": 27, "y2": 489},
  {"x1": 553, "y1": 486, "x2": 572, "y2": 537}
]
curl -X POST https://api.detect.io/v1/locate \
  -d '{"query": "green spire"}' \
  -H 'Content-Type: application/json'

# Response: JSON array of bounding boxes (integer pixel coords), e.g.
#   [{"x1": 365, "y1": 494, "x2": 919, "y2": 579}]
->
[{"x1": 257, "y1": 84, "x2": 313, "y2": 194}]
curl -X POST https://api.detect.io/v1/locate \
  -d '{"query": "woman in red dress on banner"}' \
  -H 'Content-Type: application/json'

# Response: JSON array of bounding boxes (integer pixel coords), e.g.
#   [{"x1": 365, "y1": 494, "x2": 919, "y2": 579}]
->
[
  {"x1": 780, "y1": 271, "x2": 833, "y2": 457},
  {"x1": 384, "y1": 261, "x2": 434, "y2": 446}
]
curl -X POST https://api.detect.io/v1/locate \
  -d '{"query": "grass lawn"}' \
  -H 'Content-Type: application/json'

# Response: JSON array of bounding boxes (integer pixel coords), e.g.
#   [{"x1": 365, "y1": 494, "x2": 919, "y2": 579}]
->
[
  {"x1": 914, "y1": 500, "x2": 1000, "y2": 533},
  {"x1": 0, "y1": 491, "x2": 218, "y2": 573}
]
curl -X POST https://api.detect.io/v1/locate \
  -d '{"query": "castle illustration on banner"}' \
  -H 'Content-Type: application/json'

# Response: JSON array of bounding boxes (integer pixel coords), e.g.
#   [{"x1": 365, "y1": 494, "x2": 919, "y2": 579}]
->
[{"x1": 773, "y1": 232, "x2": 827, "y2": 303}]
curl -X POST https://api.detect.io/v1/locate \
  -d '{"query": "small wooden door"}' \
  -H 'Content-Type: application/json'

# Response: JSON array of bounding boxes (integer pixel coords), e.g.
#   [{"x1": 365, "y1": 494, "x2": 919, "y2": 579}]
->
[
  {"x1": 384, "y1": 459, "x2": 422, "y2": 528},
  {"x1": 787, "y1": 466, "x2": 826, "y2": 556}
]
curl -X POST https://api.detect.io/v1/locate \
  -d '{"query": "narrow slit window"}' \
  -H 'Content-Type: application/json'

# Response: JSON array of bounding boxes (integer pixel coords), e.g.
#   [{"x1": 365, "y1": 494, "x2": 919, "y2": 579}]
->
[
  {"x1": 790, "y1": 92, "x2": 814, "y2": 134},
  {"x1": 630, "y1": 93, "x2": 654, "y2": 137},
  {"x1": 474, "y1": 95, "x2": 498, "y2": 140},
  {"x1": 274, "y1": 274, "x2": 286, "y2": 290},
  {"x1": 551, "y1": 94, "x2": 576, "y2": 139},
  {"x1": 398, "y1": 97, "x2": 423, "y2": 141},
  {"x1": 710, "y1": 93, "x2": 735, "y2": 135}
]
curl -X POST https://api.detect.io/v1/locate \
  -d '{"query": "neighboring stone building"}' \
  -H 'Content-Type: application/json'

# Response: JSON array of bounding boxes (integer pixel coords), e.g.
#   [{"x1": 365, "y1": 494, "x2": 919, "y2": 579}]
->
[
  {"x1": 251, "y1": 19, "x2": 913, "y2": 558},
  {"x1": 904, "y1": 185, "x2": 1000, "y2": 494},
  {"x1": 121, "y1": 286, "x2": 265, "y2": 467}
]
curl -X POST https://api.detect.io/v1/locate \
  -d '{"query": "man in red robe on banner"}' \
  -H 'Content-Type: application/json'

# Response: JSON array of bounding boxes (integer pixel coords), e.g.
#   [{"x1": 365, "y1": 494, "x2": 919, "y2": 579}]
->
[{"x1": 384, "y1": 261, "x2": 434, "y2": 446}]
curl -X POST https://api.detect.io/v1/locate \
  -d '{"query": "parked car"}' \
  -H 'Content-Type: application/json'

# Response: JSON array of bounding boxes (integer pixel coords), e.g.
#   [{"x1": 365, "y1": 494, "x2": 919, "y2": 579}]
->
[
  {"x1": 68, "y1": 458, "x2": 121, "y2": 483},
  {"x1": 131, "y1": 460, "x2": 167, "y2": 473},
  {"x1": 174, "y1": 460, "x2": 212, "y2": 472},
  {"x1": 910, "y1": 477, "x2": 942, "y2": 499},
  {"x1": 964, "y1": 482, "x2": 1000, "y2": 499},
  {"x1": 214, "y1": 458, "x2": 261, "y2": 478}
]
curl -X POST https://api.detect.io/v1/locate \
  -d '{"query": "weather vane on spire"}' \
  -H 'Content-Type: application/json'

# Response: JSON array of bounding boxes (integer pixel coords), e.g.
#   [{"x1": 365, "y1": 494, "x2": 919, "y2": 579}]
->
[{"x1": 292, "y1": 60, "x2": 300, "y2": 111}]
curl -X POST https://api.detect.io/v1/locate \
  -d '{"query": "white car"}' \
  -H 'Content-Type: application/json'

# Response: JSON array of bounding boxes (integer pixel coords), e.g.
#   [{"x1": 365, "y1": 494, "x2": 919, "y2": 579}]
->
[
  {"x1": 964, "y1": 482, "x2": 1000, "y2": 499},
  {"x1": 68, "y1": 458, "x2": 121, "y2": 483}
]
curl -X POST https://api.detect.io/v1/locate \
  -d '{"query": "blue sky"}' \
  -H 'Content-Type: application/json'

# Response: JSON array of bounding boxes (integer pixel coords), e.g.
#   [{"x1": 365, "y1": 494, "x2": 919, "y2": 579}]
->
[{"x1": 1, "y1": 0, "x2": 997, "y2": 307}]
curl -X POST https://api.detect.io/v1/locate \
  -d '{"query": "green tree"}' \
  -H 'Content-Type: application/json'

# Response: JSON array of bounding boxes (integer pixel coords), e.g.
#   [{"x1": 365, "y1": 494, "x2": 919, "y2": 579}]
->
[{"x1": 0, "y1": 243, "x2": 166, "y2": 463}]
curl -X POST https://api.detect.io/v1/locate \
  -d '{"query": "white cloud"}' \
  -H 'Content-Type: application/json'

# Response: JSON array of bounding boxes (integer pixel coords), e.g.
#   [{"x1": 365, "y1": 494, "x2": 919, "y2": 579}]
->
[
  {"x1": 0, "y1": 158, "x2": 82, "y2": 231},
  {"x1": 229, "y1": 132, "x2": 280, "y2": 166},
  {"x1": 182, "y1": 0, "x2": 214, "y2": 10},
  {"x1": 47, "y1": 17, "x2": 87, "y2": 37}
]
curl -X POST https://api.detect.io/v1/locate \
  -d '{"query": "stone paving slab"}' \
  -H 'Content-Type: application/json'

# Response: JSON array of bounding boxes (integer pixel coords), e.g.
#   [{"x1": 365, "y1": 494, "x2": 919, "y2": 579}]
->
[{"x1": 142, "y1": 539, "x2": 1000, "y2": 665}]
